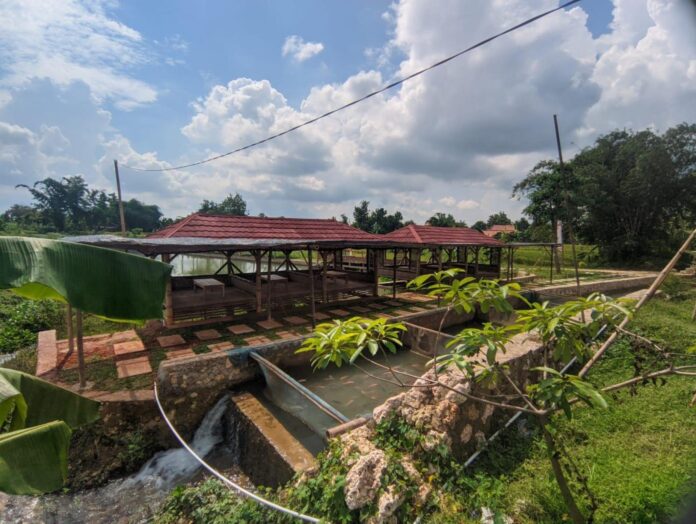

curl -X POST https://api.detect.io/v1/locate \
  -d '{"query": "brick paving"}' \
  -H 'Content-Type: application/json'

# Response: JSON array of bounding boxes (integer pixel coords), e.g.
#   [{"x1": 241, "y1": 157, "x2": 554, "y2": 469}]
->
[
  {"x1": 257, "y1": 319, "x2": 283, "y2": 330},
  {"x1": 115, "y1": 356, "x2": 151, "y2": 378},
  {"x1": 165, "y1": 348, "x2": 196, "y2": 360},
  {"x1": 208, "y1": 341, "x2": 235, "y2": 352},
  {"x1": 113, "y1": 340, "x2": 145, "y2": 356},
  {"x1": 397, "y1": 292, "x2": 436, "y2": 303},
  {"x1": 367, "y1": 303, "x2": 387, "y2": 310},
  {"x1": 349, "y1": 306, "x2": 371, "y2": 313},
  {"x1": 328, "y1": 308, "x2": 351, "y2": 317},
  {"x1": 313, "y1": 312, "x2": 330, "y2": 320},
  {"x1": 392, "y1": 309, "x2": 415, "y2": 317},
  {"x1": 194, "y1": 329, "x2": 222, "y2": 341},
  {"x1": 227, "y1": 324, "x2": 255, "y2": 335},
  {"x1": 408, "y1": 306, "x2": 429, "y2": 312},
  {"x1": 244, "y1": 335, "x2": 274, "y2": 346},
  {"x1": 276, "y1": 330, "x2": 301, "y2": 340},
  {"x1": 385, "y1": 300, "x2": 404, "y2": 307},
  {"x1": 284, "y1": 315, "x2": 309, "y2": 325},
  {"x1": 157, "y1": 334, "x2": 187, "y2": 348},
  {"x1": 374, "y1": 312, "x2": 393, "y2": 319}
]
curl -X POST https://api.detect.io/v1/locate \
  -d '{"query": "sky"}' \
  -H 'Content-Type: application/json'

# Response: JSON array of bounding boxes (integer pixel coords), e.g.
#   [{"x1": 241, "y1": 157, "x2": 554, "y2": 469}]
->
[{"x1": 0, "y1": 0, "x2": 695, "y2": 224}]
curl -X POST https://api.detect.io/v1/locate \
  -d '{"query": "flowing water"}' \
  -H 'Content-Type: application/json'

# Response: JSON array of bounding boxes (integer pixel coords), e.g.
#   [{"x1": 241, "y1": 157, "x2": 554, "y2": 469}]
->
[{"x1": 0, "y1": 396, "x2": 249, "y2": 524}]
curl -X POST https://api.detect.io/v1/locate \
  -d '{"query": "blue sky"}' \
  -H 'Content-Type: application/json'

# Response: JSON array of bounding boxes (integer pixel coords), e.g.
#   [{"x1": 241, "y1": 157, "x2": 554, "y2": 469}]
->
[{"x1": 0, "y1": 0, "x2": 694, "y2": 222}]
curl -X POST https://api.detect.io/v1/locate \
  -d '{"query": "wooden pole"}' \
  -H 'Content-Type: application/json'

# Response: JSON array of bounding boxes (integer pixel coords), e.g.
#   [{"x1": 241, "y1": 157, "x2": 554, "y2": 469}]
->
[
  {"x1": 392, "y1": 249, "x2": 397, "y2": 298},
  {"x1": 66, "y1": 303, "x2": 74, "y2": 356},
  {"x1": 373, "y1": 249, "x2": 380, "y2": 297},
  {"x1": 255, "y1": 251, "x2": 262, "y2": 313},
  {"x1": 549, "y1": 246, "x2": 554, "y2": 284},
  {"x1": 579, "y1": 227, "x2": 696, "y2": 377},
  {"x1": 113, "y1": 159, "x2": 127, "y2": 235},
  {"x1": 162, "y1": 254, "x2": 173, "y2": 326},
  {"x1": 321, "y1": 251, "x2": 328, "y2": 303},
  {"x1": 267, "y1": 250, "x2": 273, "y2": 321},
  {"x1": 76, "y1": 309, "x2": 85, "y2": 389},
  {"x1": 308, "y1": 245, "x2": 316, "y2": 328},
  {"x1": 474, "y1": 247, "x2": 479, "y2": 277}
]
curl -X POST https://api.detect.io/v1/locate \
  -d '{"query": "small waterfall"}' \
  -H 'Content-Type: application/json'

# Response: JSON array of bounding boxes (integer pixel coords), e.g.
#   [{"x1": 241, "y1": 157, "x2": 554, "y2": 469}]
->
[{"x1": 128, "y1": 395, "x2": 230, "y2": 488}]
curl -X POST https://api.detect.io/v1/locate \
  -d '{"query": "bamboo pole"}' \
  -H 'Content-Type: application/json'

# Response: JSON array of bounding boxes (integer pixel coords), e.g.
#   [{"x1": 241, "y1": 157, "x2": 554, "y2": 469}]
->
[
  {"x1": 579, "y1": 227, "x2": 696, "y2": 377},
  {"x1": 76, "y1": 309, "x2": 85, "y2": 389}
]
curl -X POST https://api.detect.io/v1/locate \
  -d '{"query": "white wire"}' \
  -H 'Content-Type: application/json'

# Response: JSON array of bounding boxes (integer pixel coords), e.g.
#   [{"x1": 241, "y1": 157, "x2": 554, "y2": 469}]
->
[{"x1": 153, "y1": 383, "x2": 321, "y2": 523}]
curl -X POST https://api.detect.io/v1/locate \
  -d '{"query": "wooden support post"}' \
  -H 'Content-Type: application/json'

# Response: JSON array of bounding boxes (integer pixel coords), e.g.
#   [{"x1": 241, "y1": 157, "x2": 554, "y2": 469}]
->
[
  {"x1": 549, "y1": 246, "x2": 554, "y2": 284},
  {"x1": 66, "y1": 303, "x2": 74, "y2": 357},
  {"x1": 76, "y1": 309, "x2": 85, "y2": 389},
  {"x1": 464, "y1": 246, "x2": 469, "y2": 275},
  {"x1": 162, "y1": 254, "x2": 173, "y2": 326},
  {"x1": 321, "y1": 251, "x2": 328, "y2": 303},
  {"x1": 226, "y1": 251, "x2": 232, "y2": 275},
  {"x1": 392, "y1": 249, "x2": 397, "y2": 298},
  {"x1": 474, "y1": 247, "x2": 480, "y2": 277},
  {"x1": 437, "y1": 247, "x2": 443, "y2": 272},
  {"x1": 255, "y1": 251, "x2": 262, "y2": 313},
  {"x1": 266, "y1": 250, "x2": 273, "y2": 320},
  {"x1": 415, "y1": 248, "x2": 422, "y2": 275},
  {"x1": 372, "y1": 249, "x2": 380, "y2": 297},
  {"x1": 308, "y1": 245, "x2": 316, "y2": 328}
]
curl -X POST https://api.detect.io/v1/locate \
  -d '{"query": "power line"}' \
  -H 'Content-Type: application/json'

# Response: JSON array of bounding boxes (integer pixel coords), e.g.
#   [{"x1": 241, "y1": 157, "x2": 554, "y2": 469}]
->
[{"x1": 122, "y1": 0, "x2": 582, "y2": 173}]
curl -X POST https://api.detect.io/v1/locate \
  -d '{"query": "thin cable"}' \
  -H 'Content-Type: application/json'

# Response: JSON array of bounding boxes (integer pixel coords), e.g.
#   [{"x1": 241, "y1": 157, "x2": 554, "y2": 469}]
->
[
  {"x1": 122, "y1": 0, "x2": 582, "y2": 172},
  {"x1": 153, "y1": 383, "x2": 321, "y2": 523}
]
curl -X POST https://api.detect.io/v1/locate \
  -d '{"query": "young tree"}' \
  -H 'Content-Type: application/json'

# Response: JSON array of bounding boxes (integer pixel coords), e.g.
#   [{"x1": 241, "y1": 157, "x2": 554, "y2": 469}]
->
[{"x1": 299, "y1": 272, "x2": 696, "y2": 523}]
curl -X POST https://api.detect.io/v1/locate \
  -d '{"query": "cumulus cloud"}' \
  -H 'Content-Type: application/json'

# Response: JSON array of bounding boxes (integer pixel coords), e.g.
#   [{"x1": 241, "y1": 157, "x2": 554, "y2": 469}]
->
[
  {"x1": 0, "y1": 0, "x2": 157, "y2": 109},
  {"x1": 282, "y1": 35, "x2": 325, "y2": 62}
]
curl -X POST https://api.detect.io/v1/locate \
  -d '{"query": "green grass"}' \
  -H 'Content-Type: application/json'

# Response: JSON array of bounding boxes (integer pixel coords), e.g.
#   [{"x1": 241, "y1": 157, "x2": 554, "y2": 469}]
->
[{"x1": 428, "y1": 285, "x2": 696, "y2": 523}]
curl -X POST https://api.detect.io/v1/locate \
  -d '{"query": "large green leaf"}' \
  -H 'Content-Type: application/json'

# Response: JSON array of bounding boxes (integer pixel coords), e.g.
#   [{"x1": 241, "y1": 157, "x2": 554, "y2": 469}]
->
[
  {"x1": 0, "y1": 373, "x2": 28, "y2": 432},
  {"x1": 0, "y1": 421, "x2": 72, "y2": 495},
  {"x1": 0, "y1": 369, "x2": 99, "y2": 429},
  {"x1": 0, "y1": 236, "x2": 171, "y2": 322}
]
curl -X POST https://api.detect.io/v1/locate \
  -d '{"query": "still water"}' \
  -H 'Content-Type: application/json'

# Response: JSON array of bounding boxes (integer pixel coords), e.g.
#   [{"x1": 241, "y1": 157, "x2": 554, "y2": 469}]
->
[{"x1": 168, "y1": 254, "x2": 306, "y2": 276}]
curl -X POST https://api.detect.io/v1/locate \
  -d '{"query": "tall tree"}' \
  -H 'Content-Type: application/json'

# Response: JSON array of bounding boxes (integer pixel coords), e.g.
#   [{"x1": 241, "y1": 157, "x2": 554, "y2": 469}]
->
[
  {"x1": 471, "y1": 220, "x2": 487, "y2": 232},
  {"x1": 486, "y1": 211, "x2": 513, "y2": 228},
  {"x1": 352, "y1": 200, "x2": 372, "y2": 232},
  {"x1": 198, "y1": 193, "x2": 248, "y2": 215},
  {"x1": 427, "y1": 213, "x2": 457, "y2": 227}
]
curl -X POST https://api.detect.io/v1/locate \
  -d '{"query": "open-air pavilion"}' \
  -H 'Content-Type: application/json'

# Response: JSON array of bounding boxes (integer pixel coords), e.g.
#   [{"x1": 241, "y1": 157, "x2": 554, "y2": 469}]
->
[
  {"x1": 376, "y1": 225, "x2": 505, "y2": 288},
  {"x1": 68, "y1": 214, "x2": 395, "y2": 327}
]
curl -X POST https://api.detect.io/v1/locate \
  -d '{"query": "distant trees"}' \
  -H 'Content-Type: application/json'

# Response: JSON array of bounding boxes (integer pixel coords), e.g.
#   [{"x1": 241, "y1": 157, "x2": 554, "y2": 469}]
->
[
  {"x1": 514, "y1": 123, "x2": 696, "y2": 262},
  {"x1": 9, "y1": 176, "x2": 163, "y2": 233},
  {"x1": 471, "y1": 220, "x2": 487, "y2": 231},
  {"x1": 486, "y1": 211, "x2": 512, "y2": 227},
  {"x1": 426, "y1": 213, "x2": 467, "y2": 228},
  {"x1": 198, "y1": 193, "x2": 248, "y2": 215},
  {"x1": 351, "y1": 200, "x2": 404, "y2": 234}
]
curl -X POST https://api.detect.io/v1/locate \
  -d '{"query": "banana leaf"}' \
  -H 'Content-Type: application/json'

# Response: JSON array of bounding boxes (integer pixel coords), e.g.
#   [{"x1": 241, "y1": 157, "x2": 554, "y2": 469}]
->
[
  {"x1": 0, "y1": 236, "x2": 171, "y2": 323},
  {"x1": 0, "y1": 370, "x2": 100, "y2": 495},
  {"x1": 0, "y1": 421, "x2": 72, "y2": 495}
]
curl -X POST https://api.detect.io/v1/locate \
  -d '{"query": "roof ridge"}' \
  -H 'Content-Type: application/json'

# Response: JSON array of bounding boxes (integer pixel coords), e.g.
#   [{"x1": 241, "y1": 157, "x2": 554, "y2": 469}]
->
[
  {"x1": 159, "y1": 212, "x2": 199, "y2": 238},
  {"x1": 408, "y1": 224, "x2": 423, "y2": 243},
  {"x1": 197, "y1": 213, "x2": 336, "y2": 222}
]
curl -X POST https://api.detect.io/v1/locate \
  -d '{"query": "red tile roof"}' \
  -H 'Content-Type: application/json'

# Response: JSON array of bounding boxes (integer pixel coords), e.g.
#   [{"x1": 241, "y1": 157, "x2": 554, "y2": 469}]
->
[
  {"x1": 149, "y1": 213, "x2": 381, "y2": 242},
  {"x1": 384, "y1": 224, "x2": 503, "y2": 246}
]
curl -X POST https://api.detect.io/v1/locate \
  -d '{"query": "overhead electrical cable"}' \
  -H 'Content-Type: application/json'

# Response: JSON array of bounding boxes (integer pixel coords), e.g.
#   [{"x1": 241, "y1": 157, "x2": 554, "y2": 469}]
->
[{"x1": 121, "y1": 0, "x2": 582, "y2": 172}]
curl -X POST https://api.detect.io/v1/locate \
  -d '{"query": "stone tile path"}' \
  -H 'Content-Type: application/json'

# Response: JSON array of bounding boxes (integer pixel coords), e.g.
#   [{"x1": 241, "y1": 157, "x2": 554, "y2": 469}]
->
[
  {"x1": 157, "y1": 334, "x2": 187, "y2": 348},
  {"x1": 116, "y1": 356, "x2": 151, "y2": 378},
  {"x1": 367, "y1": 303, "x2": 387, "y2": 310},
  {"x1": 244, "y1": 335, "x2": 274, "y2": 346},
  {"x1": 284, "y1": 315, "x2": 309, "y2": 325},
  {"x1": 392, "y1": 309, "x2": 414, "y2": 317},
  {"x1": 328, "y1": 308, "x2": 351, "y2": 317},
  {"x1": 408, "y1": 306, "x2": 429, "y2": 312},
  {"x1": 257, "y1": 319, "x2": 283, "y2": 330},
  {"x1": 397, "y1": 292, "x2": 436, "y2": 303},
  {"x1": 276, "y1": 330, "x2": 301, "y2": 340},
  {"x1": 227, "y1": 324, "x2": 255, "y2": 335},
  {"x1": 385, "y1": 300, "x2": 404, "y2": 307},
  {"x1": 349, "y1": 306, "x2": 371, "y2": 313},
  {"x1": 165, "y1": 348, "x2": 196, "y2": 360},
  {"x1": 194, "y1": 329, "x2": 221, "y2": 341},
  {"x1": 374, "y1": 312, "x2": 393, "y2": 319},
  {"x1": 113, "y1": 340, "x2": 145, "y2": 356},
  {"x1": 313, "y1": 312, "x2": 330, "y2": 320},
  {"x1": 209, "y1": 341, "x2": 234, "y2": 352}
]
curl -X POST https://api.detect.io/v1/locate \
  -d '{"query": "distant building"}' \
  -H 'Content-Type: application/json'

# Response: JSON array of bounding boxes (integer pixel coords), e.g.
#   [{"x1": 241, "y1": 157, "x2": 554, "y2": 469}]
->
[{"x1": 483, "y1": 224, "x2": 516, "y2": 238}]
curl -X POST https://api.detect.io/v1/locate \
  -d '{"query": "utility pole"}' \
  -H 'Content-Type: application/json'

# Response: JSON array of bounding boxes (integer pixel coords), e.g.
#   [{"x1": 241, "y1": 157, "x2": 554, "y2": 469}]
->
[
  {"x1": 552, "y1": 115, "x2": 564, "y2": 273},
  {"x1": 553, "y1": 114, "x2": 582, "y2": 304},
  {"x1": 113, "y1": 159, "x2": 127, "y2": 235}
]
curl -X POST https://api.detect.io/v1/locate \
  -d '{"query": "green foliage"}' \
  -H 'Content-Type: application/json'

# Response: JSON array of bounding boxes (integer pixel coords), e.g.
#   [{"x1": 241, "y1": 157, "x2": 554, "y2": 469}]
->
[
  {"x1": 0, "y1": 369, "x2": 100, "y2": 494},
  {"x1": 0, "y1": 292, "x2": 62, "y2": 353},
  {"x1": 198, "y1": 193, "x2": 248, "y2": 216},
  {"x1": 297, "y1": 316, "x2": 405, "y2": 369},
  {"x1": 351, "y1": 200, "x2": 404, "y2": 234},
  {"x1": 12, "y1": 175, "x2": 164, "y2": 233},
  {"x1": 427, "y1": 212, "x2": 467, "y2": 228},
  {"x1": 660, "y1": 274, "x2": 690, "y2": 300}
]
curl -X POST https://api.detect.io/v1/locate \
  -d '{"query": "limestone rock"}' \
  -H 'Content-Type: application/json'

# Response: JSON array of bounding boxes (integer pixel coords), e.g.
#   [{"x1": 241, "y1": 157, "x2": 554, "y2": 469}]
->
[
  {"x1": 344, "y1": 450, "x2": 387, "y2": 510},
  {"x1": 372, "y1": 486, "x2": 405, "y2": 523}
]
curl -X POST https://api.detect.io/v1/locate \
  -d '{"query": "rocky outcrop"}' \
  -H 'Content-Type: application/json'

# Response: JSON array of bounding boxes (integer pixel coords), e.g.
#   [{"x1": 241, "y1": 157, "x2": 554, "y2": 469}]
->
[{"x1": 344, "y1": 450, "x2": 388, "y2": 510}]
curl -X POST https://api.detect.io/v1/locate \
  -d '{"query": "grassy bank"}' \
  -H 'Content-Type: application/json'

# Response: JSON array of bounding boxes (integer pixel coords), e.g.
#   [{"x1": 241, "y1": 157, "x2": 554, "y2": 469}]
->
[{"x1": 154, "y1": 282, "x2": 696, "y2": 523}]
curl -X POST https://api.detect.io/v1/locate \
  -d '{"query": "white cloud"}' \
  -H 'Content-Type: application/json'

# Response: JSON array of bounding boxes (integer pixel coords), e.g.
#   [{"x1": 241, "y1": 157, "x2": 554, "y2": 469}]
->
[
  {"x1": 457, "y1": 200, "x2": 479, "y2": 210},
  {"x1": 282, "y1": 35, "x2": 325, "y2": 62},
  {"x1": 0, "y1": 0, "x2": 157, "y2": 110}
]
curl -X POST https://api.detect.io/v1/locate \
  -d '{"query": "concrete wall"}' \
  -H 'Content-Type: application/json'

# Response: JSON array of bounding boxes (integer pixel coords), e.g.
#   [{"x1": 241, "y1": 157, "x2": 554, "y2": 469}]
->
[{"x1": 535, "y1": 275, "x2": 655, "y2": 299}]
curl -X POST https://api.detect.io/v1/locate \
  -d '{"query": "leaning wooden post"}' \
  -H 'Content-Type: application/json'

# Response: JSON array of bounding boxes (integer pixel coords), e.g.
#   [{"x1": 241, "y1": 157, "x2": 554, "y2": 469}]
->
[
  {"x1": 76, "y1": 309, "x2": 85, "y2": 389},
  {"x1": 266, "y1": 250, "x2": 273, "y2": 321},
  {"x1": 308, "y1": 245, "x2": 316, "y2": 328}
]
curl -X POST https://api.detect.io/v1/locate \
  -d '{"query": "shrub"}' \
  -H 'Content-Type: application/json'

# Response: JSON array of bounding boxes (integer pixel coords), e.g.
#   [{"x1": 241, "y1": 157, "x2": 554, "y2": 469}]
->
[{"x1": 0, "y1": 293, "x2": 63, "y2": 353}]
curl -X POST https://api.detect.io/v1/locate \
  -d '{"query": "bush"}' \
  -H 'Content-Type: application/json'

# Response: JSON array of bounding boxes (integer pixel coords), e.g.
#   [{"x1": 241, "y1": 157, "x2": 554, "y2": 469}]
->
[
  {"x1": 660, "y1": 274, "x2": 690, "y2": 300},
  {"x1": 0, "y1": 293, "x2": 63, "y2": 353}
]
